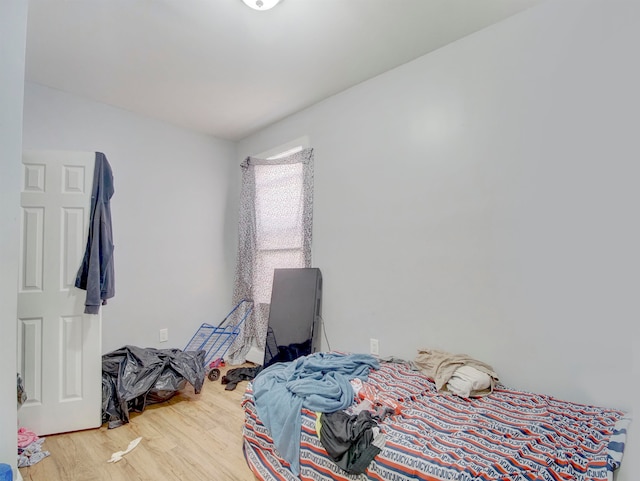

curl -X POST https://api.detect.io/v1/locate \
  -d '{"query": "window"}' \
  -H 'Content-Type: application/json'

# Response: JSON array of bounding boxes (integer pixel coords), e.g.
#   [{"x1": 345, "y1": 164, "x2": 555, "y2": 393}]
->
[{"x1": 253, "y1": 161, "x2": 305, "y2": 304}]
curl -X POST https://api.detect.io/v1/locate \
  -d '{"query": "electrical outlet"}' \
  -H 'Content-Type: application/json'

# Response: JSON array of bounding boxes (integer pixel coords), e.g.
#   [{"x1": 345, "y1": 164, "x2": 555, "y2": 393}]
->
[
  {"x1": 370, "y1": 338, "x2": 379, "y2": 356},
  {"x1": 159, "y1": 328, "x2": 169, "y2": 343}
]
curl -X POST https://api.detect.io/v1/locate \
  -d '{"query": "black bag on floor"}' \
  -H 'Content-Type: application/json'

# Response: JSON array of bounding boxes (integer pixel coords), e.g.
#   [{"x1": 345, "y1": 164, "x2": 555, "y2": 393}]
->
[{"x1": 101, "y1": 345, "x2": 206, "y2": 428}]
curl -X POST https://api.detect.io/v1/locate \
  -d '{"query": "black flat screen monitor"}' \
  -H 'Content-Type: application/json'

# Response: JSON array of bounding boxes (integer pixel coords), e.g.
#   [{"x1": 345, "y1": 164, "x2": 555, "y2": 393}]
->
[{"x1": 263, "y1": 268, "x2": 322, "y2": 367}]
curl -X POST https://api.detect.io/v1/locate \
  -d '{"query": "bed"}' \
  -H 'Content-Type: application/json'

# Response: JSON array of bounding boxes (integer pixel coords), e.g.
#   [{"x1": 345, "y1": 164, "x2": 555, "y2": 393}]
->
[{"x1": 241, "y1": 352, "x2": 630, "y2": 481}]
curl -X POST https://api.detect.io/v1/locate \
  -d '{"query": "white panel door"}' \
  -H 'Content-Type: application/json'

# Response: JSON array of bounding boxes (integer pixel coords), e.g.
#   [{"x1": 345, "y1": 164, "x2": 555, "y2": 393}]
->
[{"x1": 17, "y1": 150, "x2": 102, "y2": 436}]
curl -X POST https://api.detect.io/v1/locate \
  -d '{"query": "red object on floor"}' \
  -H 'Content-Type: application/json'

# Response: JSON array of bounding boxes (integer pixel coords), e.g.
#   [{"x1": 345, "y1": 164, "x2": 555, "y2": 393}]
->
[{"x1": 209, "y1": 358, "x2": 225, "y2": 369}]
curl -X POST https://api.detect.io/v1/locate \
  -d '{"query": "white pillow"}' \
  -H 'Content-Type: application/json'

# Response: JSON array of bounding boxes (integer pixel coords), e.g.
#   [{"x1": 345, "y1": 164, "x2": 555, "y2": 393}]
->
[{"x1": 446, "y1": 365, "x2": 491, "y2": 398}]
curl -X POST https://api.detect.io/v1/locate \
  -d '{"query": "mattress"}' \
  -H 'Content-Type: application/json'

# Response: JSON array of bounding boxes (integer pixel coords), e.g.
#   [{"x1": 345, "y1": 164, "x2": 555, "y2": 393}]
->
[{"x1": 242, "y1": 360, "x2": 629, "y2": 481}]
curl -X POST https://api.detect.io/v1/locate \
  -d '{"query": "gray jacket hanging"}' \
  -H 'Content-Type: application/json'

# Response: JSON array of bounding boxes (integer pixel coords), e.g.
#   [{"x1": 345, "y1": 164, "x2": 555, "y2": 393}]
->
[{"x1": 75, "y1": 152, "x2": 115, "y2": 314}]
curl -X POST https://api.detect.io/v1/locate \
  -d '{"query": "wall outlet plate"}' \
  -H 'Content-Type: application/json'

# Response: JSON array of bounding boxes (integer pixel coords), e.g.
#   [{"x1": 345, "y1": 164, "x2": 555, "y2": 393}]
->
[
  {"x1": 159, "y1": 328, "x2": 169, "y2": 343},
  {"x1": 370, "y1": 338, "x2": 379, "y2": 356}
]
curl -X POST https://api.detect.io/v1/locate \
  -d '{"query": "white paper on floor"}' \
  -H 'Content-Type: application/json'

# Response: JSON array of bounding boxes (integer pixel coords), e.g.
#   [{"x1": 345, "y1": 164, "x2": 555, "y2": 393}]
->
[{"x1": 107, "y1": 437, "x2": 142, "y2": 463}]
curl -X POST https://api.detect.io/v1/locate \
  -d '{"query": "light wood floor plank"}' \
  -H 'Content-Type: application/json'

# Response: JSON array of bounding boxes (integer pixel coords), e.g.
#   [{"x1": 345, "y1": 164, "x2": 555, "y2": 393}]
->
[{"x1": 19, "y1": 364, "x2": 257, "y2": 481}]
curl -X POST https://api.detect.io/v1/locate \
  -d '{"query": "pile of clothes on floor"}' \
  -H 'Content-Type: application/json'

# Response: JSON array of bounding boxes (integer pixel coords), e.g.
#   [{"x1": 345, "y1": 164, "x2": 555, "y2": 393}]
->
[
  {"x1": 16, "y1": 373, "x2": 50, "y2": 467},
  {"x1": 17, "y1": 427, "x2": 49, "y2": 468}
]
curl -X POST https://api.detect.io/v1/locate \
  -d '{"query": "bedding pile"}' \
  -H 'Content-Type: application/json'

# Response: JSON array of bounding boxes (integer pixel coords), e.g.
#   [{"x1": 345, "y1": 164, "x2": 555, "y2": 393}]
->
[
  {"x1": 243, "y1": 357, "x2": 630, "y2": 481},
  {"x1": 251, "y1": 352, "x2": 379, "y2": 475},
  {"x1": 413, "y1": 348, "x2": 499, "y2": 397}
]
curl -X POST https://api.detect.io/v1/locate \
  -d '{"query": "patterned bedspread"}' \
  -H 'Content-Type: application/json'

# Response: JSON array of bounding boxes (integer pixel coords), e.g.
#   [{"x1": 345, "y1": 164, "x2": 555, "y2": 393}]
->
[{"x1": 242, "y1": 361, "x2": 629, "y2": 481}]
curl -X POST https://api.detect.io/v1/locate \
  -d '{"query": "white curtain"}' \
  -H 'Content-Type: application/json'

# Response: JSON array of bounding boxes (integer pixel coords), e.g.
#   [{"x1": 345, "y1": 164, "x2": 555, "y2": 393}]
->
[{"x1": 226, "y1": 148, "x2": 314, "y2": 364}]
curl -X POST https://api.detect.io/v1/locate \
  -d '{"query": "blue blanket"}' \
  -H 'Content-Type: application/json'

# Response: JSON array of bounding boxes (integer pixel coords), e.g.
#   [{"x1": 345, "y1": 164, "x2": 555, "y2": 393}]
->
[{"x1": 252, "y1": 352, "x2": 379, "y2": 475}]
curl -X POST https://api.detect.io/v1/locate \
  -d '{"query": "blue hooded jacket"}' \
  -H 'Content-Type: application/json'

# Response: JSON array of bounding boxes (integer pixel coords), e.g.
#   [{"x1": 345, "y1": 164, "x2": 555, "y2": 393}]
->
[{"x1": 75, "y1": 152, "x2": 115, "y2": 314}]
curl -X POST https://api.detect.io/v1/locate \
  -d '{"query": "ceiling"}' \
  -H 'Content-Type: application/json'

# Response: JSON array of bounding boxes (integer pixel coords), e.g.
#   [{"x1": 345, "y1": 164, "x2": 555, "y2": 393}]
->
[{"x1": 25, "y1": 0, "x2": 542, "y2": 142}]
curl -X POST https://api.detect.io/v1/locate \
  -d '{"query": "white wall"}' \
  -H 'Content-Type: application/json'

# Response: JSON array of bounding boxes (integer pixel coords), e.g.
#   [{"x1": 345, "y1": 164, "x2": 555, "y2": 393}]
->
[
  {"x1": 22, "y1": 82, "x2": 238, "y2": 354},
  {"x1": 239, "y1": 0, "x2": 639, "y2": 477},
  {"x1": 0, "y1": 0, "x2": 27, "y2": 476}
]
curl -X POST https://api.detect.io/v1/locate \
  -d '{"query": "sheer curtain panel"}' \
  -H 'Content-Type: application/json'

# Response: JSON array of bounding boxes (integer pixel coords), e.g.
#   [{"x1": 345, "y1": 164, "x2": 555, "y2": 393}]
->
[{"x1": 226, "y1": 148, "x2": 314, "y2": 364}]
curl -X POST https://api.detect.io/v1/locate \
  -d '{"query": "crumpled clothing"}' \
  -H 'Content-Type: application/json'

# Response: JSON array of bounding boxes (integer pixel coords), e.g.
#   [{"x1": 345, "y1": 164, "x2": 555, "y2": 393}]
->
[
  {"x1": 17, "y1": 427, "x2": 38, "y2": 449},
  {"x1": 319, "y1": 409, "x2": 385, "y2": 474},
  {"x1": 221, "y1": 366, "x2": 263, "y2": 391},
  {"x1": 17, "y1": 373, "x2": 27, "y2": 407},
  {"x1": 18, "y1": 437, "x2": 50, "y2": 467}
]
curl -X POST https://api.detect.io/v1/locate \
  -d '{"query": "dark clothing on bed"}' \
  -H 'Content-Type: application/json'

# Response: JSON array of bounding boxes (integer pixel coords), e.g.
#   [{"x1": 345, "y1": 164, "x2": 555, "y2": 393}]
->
[{"x1": 319, "y1": 410, "x2": 383, "y2": 474}]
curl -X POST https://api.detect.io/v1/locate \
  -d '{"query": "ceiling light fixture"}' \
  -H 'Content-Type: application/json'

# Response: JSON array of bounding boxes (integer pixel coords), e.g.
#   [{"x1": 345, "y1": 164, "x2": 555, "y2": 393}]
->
[{"x1": 242, "y1": 0, "x2": 281, "y2": 11}]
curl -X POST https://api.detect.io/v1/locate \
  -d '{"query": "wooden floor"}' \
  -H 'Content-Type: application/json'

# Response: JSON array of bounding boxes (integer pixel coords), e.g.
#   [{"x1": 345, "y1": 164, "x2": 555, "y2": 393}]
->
[{"x1": 19, "y1": 364, "x2": 257, "y2": 481}]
